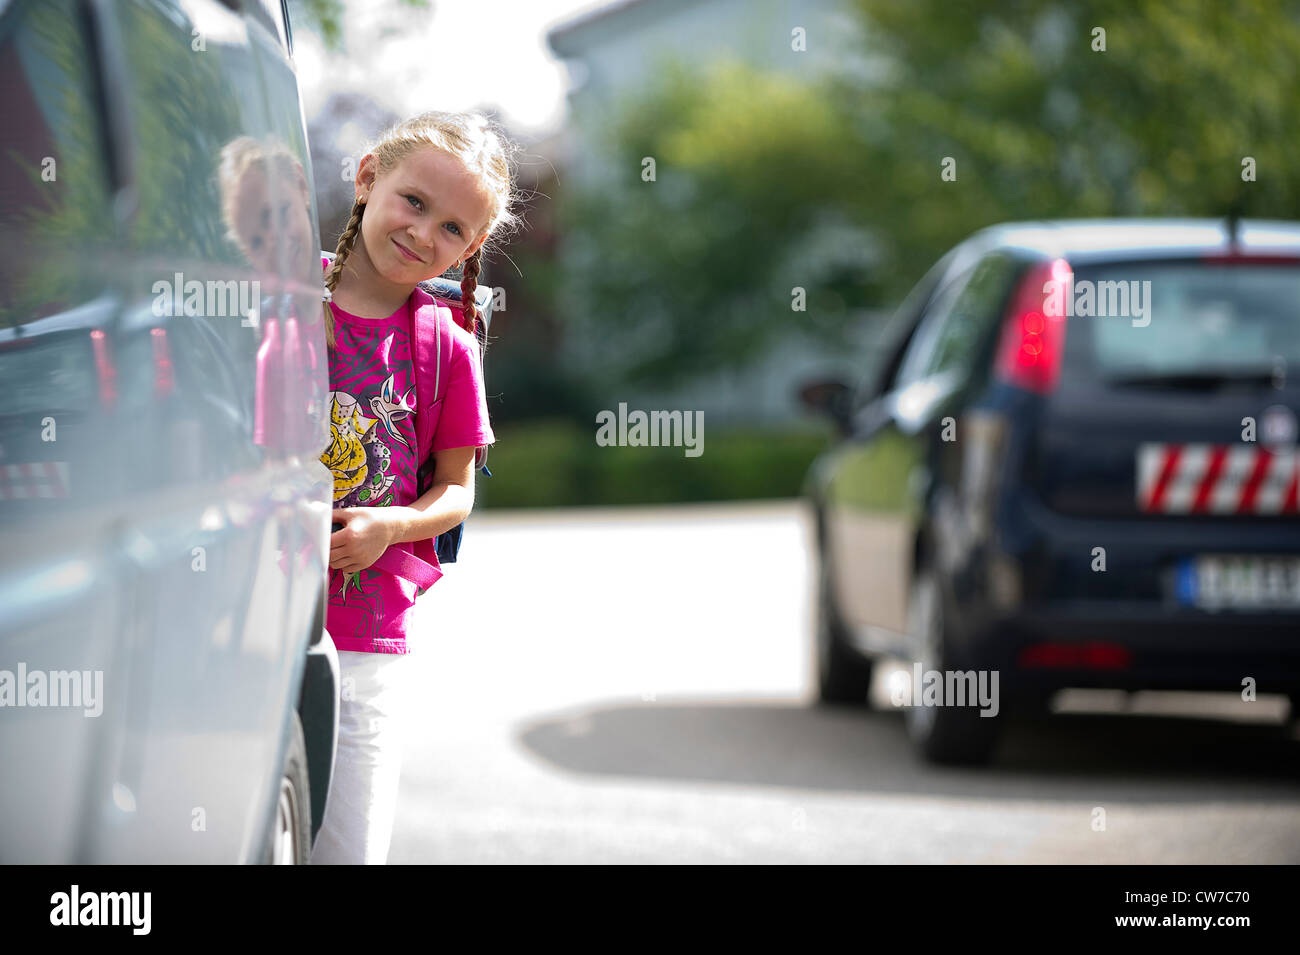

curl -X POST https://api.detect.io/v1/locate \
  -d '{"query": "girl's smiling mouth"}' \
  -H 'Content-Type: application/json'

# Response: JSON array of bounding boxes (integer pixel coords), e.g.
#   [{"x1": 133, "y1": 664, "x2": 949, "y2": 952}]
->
[{"x1": 392, "y1": 238, "x2": 424, "y2": 263}]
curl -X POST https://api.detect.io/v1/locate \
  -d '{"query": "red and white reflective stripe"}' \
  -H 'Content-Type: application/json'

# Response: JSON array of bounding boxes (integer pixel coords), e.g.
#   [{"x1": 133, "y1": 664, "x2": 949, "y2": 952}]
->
[
  {"x1": 0, "y1": 461, "x2": 71, "y2": 500},
  {"x1": 1137, "y1": 444, "x2": 1300, "y2": 514}
]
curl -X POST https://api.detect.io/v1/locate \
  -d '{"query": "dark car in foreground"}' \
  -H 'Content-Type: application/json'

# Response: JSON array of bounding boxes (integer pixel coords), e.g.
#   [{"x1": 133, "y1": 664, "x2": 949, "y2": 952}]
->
[{"x1": 801, "y1": 218, "x2": 1300, "y2": 765}]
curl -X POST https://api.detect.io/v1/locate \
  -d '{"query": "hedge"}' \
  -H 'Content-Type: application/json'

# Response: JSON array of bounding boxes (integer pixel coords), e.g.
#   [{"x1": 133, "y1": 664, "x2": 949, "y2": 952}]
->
[{"x1": 475, "y1": 417, "x2": 836, "y2": 508}]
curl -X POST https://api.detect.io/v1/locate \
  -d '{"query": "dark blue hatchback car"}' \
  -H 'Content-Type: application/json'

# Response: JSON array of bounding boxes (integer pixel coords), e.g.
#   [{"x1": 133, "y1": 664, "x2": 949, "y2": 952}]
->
[{"x1": 801, "y1": 219, "x2": 1300, "y2": 765}]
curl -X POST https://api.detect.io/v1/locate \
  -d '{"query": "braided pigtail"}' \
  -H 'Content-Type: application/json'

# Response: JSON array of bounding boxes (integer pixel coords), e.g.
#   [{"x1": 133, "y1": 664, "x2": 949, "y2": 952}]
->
[
  {"x1": 322, "y1": 198, "x2": 365, "y2": 351},
  {"x1": 458, "y1": 247, "x2": 483, "y2": 340}
]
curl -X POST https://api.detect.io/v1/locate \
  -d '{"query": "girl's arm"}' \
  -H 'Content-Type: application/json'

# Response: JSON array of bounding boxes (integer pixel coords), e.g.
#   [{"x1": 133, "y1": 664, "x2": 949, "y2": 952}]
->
[{"x1": 381, "y1": 445, "x2": 477, "y2": 545}]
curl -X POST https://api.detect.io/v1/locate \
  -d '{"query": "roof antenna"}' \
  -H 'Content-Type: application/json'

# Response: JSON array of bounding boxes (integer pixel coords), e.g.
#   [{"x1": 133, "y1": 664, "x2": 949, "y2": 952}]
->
[{"x1": 1225, "y1": 194, "x2": 1244, "y2": 250}]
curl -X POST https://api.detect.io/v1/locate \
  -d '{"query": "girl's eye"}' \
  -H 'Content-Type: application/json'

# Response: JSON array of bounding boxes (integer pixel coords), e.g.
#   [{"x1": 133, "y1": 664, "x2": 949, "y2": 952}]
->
[{"x1": 406, "y1": 194, "x2": 460, "y2": 235}]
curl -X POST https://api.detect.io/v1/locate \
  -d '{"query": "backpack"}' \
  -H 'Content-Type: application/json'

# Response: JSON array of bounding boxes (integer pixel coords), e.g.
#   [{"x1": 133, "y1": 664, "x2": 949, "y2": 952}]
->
[
  {"x1": 411, "y1": 272, "x2": 494, "y2": 565},
  {"x1": 322, "y1": 252, "x2": 493, "y2": 594}
]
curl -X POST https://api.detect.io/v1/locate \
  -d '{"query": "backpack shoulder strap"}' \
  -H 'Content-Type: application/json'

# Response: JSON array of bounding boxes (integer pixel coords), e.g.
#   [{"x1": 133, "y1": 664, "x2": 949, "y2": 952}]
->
[
  {"x1": 408, "y1": 286, "x2": 454, "y2": 461},
  {"x1": 366, "y1": 287, "x2": 452, "y2": 595}
]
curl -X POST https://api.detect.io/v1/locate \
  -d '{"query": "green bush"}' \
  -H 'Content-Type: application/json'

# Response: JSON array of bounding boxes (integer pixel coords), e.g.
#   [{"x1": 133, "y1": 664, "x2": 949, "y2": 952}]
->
[{"x1": 476, "y1": 417, "x2": 835, "y2": 508}]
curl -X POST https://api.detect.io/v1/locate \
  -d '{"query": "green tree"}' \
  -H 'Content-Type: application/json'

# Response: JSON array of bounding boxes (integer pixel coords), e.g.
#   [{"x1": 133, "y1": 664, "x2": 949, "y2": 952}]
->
[
  {"x1": 834, "y1": 0, "x2": 1300, "y2": 280},
  {"x1": 560, "y1": 56, "x2": 873, "y2": 391},
  {"x1": 558, "y1": 1, "x2": 1300, "y2": 389}
]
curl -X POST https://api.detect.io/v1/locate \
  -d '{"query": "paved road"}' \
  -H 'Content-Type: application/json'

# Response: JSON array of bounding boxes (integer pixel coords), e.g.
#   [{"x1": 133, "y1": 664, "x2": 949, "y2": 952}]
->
[{"x1": 388, "y1": 500, "x2": 1300, "y2": 863}]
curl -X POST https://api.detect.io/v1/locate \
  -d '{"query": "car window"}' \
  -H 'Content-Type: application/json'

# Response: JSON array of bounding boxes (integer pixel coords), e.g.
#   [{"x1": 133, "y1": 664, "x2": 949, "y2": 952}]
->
[
  {"x1": 925, "y1": 252, "x2": 1018, "y2": 377},
  {"x1": 0, "y1": 0, "x2": 124, "y2": 524},
  {"x1": 891, "y1": 265, "x2": 975, "y2": 390},
  {"x1": 113, "y1": 0, "x2": 303, "y2": 466},
  {"x1": 851, "y1": 251, "x2": 955, "y2": 411},
  {"x1": 1063, "y1": 261, "x2": 1300, "y2": 382},
  {"x1": 0, "y1": 0, "x2": 118, "y2": 331}
]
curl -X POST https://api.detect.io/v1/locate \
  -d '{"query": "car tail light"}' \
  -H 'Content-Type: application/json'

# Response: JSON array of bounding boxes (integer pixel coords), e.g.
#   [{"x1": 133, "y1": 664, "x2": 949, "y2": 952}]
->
[
  {"x1": 151, "y1": 327, "x2": 174, "y2": 396},
  {"x1": 1018, "y1": 641, "x2": 1132, "y2": 670},
  {"x1": 254, "y1": 317, "x2": 282, "y2": 448},
  {"x1": 993, "y1": 257, "x2": 1072, "y2": 394},
  {"x1": 89, "y1": 328, "x2": 116, "y2": 407}
]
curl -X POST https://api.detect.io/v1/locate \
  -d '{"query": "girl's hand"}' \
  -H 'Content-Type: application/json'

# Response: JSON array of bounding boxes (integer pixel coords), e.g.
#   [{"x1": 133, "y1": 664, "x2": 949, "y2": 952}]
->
[{"x1": 329, "y1": 507, "x2": 396, "y2": 573}]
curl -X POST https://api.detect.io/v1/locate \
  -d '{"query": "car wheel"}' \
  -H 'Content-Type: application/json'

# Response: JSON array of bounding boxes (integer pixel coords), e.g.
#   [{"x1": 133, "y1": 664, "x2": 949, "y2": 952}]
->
[
  {"x1": 261, "y1": 710, "x2": 311, "y2": 864},
  {"x1": 902, "y1": 564, "x2": 1001, "y2": 765},
  {"x1": 815, "y1": 549, "x2": 874, "y2": 705}
]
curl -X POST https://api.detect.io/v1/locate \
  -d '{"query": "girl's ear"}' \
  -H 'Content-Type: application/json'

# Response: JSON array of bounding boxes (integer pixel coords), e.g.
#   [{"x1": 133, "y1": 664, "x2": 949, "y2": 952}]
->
[
  {"x1": 466, "y1": 230, "x2": 490, "y2": 259},
  {"x1": 354, "y1": 153, "x2": 378, "y2": 202}
]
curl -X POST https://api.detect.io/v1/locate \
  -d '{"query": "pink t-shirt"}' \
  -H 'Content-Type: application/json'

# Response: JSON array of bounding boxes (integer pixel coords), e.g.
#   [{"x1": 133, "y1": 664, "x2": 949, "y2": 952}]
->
[{"x1": 320, "y1": 281, "x2": 494, "y2": 655}]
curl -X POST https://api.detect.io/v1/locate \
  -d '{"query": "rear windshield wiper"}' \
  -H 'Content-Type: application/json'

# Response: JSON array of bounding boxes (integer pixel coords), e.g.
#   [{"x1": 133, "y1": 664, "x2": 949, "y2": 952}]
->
[{"x1": 1104, "y1": 369, "x2": 1281, "y2": 389}]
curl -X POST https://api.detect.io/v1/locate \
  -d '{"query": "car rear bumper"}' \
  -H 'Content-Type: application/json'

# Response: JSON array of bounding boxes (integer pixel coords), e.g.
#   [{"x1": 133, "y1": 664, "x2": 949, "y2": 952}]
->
[
  {"x1": 946, "y1": 493, "x2": 1300, "y2": 694},
  {"x1": 967, "y1": 605, "x2": 1300, "y2": 694}
]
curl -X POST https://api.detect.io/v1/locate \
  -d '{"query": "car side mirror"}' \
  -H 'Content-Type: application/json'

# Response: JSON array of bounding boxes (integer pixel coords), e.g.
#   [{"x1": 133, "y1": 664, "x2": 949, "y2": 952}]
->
[{"x1": 797, "y1": 378, "x2": 853, "y2": 434}]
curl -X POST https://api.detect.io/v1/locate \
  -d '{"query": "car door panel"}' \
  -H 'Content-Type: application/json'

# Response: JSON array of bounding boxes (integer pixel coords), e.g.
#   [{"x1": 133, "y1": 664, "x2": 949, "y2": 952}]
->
[{"x1": 824, "y1": 264, "x2": 977, "y2": 641}]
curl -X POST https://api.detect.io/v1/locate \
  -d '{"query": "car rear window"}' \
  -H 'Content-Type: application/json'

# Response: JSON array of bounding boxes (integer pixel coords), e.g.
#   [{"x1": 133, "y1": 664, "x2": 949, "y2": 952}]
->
[
  {"x1": 0, "y1": 333, "x2": 96, "y2": 416},
  {"x1": 1061, "y1": 261, "x2": 1300, "y2": 382}
]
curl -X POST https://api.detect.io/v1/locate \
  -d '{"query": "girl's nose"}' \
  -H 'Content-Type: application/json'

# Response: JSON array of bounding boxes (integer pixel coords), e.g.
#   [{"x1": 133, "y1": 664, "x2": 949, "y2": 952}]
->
[{"x1": 408, "y1": 228, "x2": 435, "y2": 254}]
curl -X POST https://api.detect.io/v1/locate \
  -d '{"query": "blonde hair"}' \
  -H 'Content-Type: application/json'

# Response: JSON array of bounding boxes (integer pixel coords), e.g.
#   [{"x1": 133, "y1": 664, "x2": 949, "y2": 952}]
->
[{"x1": 323, "y1": 110, "x2": 523, "y2": 349}]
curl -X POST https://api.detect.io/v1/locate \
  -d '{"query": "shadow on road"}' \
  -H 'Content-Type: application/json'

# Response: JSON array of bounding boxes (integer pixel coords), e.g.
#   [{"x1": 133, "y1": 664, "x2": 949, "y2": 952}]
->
[{"x1": 516, "y1": 701, "x2": 1300, "y2": 804}]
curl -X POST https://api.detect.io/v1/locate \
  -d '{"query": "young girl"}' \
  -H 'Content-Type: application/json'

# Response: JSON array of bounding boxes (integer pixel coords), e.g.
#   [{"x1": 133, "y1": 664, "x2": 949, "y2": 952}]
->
[{"x1": 309, "y1": 110, "x2": 522, "y2": 865}]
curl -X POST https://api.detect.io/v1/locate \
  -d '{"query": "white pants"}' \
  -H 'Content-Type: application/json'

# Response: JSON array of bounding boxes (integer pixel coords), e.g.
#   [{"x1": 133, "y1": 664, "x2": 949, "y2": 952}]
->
[{"x1": 310, "y1": 645, "x2": 412, "y2": 865}]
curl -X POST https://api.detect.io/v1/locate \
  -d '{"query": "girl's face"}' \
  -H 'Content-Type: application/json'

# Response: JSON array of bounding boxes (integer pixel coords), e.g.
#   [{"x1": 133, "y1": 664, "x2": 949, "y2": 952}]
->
[
  {"x1": 354, "y1": 146, "x2": 493, "y2": 285},
  {"x1": 231, "y1": 163, "x2": 313, "y2": 278}
]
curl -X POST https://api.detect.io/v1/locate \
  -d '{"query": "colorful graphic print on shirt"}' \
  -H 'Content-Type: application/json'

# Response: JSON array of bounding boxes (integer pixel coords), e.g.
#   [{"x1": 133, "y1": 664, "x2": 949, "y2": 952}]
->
[
  {"x1": 322, "y1": 374, "x2": 415, "y2": 507},
  {"x1": 318, "y1": 316, "x2": 421, "y2": 620}
]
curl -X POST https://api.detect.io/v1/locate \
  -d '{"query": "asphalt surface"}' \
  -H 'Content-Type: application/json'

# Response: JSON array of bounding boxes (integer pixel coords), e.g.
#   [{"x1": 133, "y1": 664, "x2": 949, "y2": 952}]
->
[{"x1": 388, "y1": 500, "x2": 1300, "y2": 863}]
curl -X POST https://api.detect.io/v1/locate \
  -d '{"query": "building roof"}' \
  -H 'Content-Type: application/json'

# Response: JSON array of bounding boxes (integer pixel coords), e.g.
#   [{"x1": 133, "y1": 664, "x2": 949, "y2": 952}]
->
[{"x1": 547, "y1": 0, "x2": 699, "y2": 56}]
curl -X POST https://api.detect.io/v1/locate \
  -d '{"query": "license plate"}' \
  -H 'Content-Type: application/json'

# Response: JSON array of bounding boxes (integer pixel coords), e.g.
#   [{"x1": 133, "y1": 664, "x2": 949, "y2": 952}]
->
[{"x1": 1175, "y1": 555, "x2": 1300, "y2": 610}]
